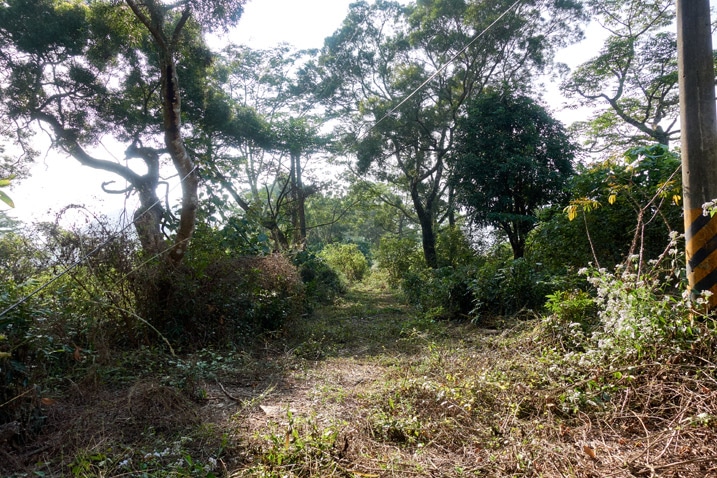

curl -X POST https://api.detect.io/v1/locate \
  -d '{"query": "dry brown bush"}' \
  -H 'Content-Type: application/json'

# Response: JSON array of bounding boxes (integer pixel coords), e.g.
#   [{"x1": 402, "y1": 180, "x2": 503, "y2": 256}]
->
[{"x1": 133, "y1": 254, "x2": 305, "y2": 349}]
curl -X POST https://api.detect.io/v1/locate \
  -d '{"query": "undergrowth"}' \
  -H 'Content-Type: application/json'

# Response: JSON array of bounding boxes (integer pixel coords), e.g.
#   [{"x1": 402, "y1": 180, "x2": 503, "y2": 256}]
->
[{"x1": 3, "y1": 265, "x2": 717, "y2": 477}]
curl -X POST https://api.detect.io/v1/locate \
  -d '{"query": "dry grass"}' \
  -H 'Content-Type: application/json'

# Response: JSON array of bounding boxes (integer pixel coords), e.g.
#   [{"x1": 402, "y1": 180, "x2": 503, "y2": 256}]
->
[{"x1": 3, "y1": 282, "x2": 717, "y2": 477}]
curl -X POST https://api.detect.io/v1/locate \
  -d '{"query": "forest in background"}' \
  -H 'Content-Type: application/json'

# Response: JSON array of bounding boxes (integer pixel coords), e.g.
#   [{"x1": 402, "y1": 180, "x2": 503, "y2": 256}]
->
[{"x1": 1, "y1": 0, "x2": 716, "y2": 476}]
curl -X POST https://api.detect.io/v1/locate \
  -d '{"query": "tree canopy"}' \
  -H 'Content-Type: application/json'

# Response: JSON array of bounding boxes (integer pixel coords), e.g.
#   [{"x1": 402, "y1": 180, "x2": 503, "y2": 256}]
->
[
  {"x1": 561, "y1": 0, "x2": 680, "y2": 154},
  {"x1": 450, "y1": 90, "x2": 576, "y2": 259},
  {"x1": 0, "y1": 0, "x2": 247, "y2": 265},
  {"x1": 310, "y1": 0, "x2": 584, "y2": 267}
]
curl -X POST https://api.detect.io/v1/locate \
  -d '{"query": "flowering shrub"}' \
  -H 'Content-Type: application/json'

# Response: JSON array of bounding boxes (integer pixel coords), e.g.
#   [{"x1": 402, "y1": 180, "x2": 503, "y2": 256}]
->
[
  {"x1": 544, "y1": 229, "x2": 716, "y2": 367},
  {"x1": 583, "y1": 267, "x2": 685, "y2": 363}
]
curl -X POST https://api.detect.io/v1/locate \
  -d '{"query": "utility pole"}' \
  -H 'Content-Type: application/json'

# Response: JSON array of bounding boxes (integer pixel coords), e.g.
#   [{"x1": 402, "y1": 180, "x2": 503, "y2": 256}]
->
[{"x1": 677, "y1": 0, "x2": 717, "y2": 307}]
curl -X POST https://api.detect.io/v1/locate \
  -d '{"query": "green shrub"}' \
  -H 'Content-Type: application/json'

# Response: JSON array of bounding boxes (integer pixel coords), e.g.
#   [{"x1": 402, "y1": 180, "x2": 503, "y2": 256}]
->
[
  {"x1": 134, "y1": 254, "x2": 305, "y2": 349},
  {"x1": 292, "y1": 250, "x2": 345, "y2": 306},
  {"x1": 543, "y1": 290, "x2": 598, "y2": 351},
  {"x1": 374, "y1": 236, "x2": 425, "y2": 288},
  {"x1": 528, "y1": 144, "x2": 683, "y2": 272},
  {"x1": 435, "y1": 226, "x2": 476, "y2": 268},
  {"x1": 187, "y1": 218, "x2": 272, "y2": 266},
  {"x1": 469, "y1": 255, "x2": 554, "y2": 318},
  {"x1": 319, "y1": 243, "x2": 369, "y2": 283},
  {"x1": 1, "y1": 219, "x2": 141, "y2": 430},
  {"x1": 400, "y1": 266, "x2": 475, "y2": 320},
  {"x1": 0, "y1": 281, "x2": 41, "y2": 430}
]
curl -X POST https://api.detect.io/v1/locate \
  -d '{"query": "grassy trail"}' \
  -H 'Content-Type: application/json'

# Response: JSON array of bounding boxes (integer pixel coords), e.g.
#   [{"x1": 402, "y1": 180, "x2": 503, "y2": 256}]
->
[
  {"x1": 5, "y1": 283, "x2": 717, "y2": 477},
  {"x1": 224, "y1": 284, "x2": 717, "y2": 477}
]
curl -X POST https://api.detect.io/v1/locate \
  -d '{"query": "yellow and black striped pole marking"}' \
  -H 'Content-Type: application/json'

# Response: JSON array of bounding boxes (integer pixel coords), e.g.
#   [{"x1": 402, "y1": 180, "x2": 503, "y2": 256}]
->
[
  {"x1": 685, "y1": 208, "x2": 717, "y2": 308},
  {"x1": 678, "y1": 0, "x2": 717, "y2": 310}
]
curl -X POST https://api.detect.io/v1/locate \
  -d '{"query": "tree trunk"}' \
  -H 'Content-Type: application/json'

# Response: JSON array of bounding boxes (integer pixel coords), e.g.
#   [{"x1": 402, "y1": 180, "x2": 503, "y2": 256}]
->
[
  {"x1": 134, "y1": 181, "x2": 167, "y2": 256},
  {"x1": 125, "y1": 0, "x2": 198, "y2": 267},
  {"x1": 161, "y1": 56, "x2": 199, "y2": 266},
  {"x1": 418, "y1": 212, "x2": 438, "y2": 268},
  {"x1": 447, "y1": 184, "x2": 456, "y2": 227},
  {"x1": 288, "y1": 150, "x2": 307, "y2": 249},
  {"x1": 295, "y1": 152, "x2": 307, "y2": 245},
  {"x1": 412, "y1": 191, "x2": 438, "y2": 268},
  {"x1": 410, "y1": 180, "x2": 439, "y2": 268},
  {"x1": 504, "y1": 223, "x2": 525, "y2": 260}
]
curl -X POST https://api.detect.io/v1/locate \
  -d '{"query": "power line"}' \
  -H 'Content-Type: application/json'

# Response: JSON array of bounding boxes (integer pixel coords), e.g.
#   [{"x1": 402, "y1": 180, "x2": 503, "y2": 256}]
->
[{"x1": 366, "y1": 0, "x2": 523, "y2": 137}]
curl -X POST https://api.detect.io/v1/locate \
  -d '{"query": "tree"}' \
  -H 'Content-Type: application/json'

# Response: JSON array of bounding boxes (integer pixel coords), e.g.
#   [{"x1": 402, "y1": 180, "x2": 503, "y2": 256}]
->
[
  {"x1": 197, "y1": 45, "x2": 326, "y2": 251},
  {"x1": 561, "y1": 0, "x2": 680, "y2": 154},
  {"x1": 304, "y1": 180, "x2": 419, "y2": 250},
  {"x1": 310, "y1": 0, "x2": 584, "y2": 268},
  {"x1": 450, "y1": 90, "x2": 575, "y2": 259},
  {"x1": 0, "y1": 0, "x2": 246, "y2": 266}
]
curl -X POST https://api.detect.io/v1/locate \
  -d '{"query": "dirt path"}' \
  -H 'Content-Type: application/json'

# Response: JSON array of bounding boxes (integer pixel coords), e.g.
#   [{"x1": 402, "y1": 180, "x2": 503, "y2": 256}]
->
[
  {"x1": 5, "y1": 285, "x2": 717, "y2": 477},
  {"x1": 205, "y1": 285, "x2": 428, "y2": 475},
  {"x1": 214, "y1": 286, "x2": 717, "y2": 477}
]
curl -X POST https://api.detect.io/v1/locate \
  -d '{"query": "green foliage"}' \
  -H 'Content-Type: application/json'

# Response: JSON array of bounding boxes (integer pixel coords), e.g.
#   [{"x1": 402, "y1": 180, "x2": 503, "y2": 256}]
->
[
  {"x1": 292, "y1": 250, "x2": 345, "y2": 306},
  {"x1": 374, "y1": 235, "x2": 425, "y2": 288},
  {"x1": 531, "y1": 144, "x2": 682, "y2": 272},
  {"x1": 469, "y1": 255, "x2": 556, "y2": 319},
  {"x1": 435, "y1": 225, "x2": 476, "y2": 268},
  {"x1": 187, "y1": 218, "x2": 272, "y2": 266},
  {"x1": 0, "y1": 231, "x2": 45, "y2": 283},
  {"x1": 370, "y1": 393, "x2": 425, "y2": 444},
  {"x1": 68, "y1": 433, "x2": 226, "y2": 478},
  {"x1": 543, "y1": 290, "x2": 598, "y2": 351},
  {"x1": 401, "y1": 265, "x2": 475, "y2": 320},
  {"x1": 0, "y1": 0, "x2": 248, "y2": 265},
  {"x1": 0, "y1": 281, "x2": 44, "y2": 427},
  {"x1": 451, "y1": 90, "x2": 576, "y2": 259},
  {"x1": 379, "y1": 226, "x2": 563, "y2": 321},
  {"x1": 389, "y1": 230, "x2": 472, "y2": 319},
  {"x1": 316, "y1": 0, "x2": 583, "y2": 267},
  {"x1": 541, "y1": 228, "x2": 714, "y2": 368},
  {"x1": 0, "y1": 218, "x2": 139, "y2": 435},
  {"x1": 134, "y1": 254, "x2": 305, "y2": 349},
  {"x1": 319, "y1": 243, "x2": 369, "y2": 283},
  {"x1": 304, "y1": 181, "x2": 416, "y2": 252},
  {"x1": 240, "y1": 411, "x2": 343, "y2": 477}
]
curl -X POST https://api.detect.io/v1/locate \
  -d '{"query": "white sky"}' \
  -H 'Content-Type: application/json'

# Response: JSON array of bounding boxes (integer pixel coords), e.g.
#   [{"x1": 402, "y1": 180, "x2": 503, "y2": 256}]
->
[
  {"x1": 0, "y1": 0, "x2": 681, "y2": 224},
  {"x1": 225, "y1": 0, "x2": 358, "y2": 49}
]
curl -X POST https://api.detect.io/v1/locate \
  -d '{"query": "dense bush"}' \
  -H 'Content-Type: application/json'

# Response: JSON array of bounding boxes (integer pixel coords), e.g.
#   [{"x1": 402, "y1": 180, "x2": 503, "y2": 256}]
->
[
  {"x1": 188, "y1": 218, "x2": 272, "y2": 263},
  {"x1": 374, "y1": 236, "x2": 425, "y2": 288},
  {"x1": 0, "y1": 281, "x2": 45, "y2": 434},
  {"x1": 0, "y1": 218, "x2": 139, "y2": 439},
  {"x1": 292, "y1": 250, "x2": 345, "y2": 306},
  {"x1": 378, "y1": 229, "x2": 563, "y2": 321},
  {"x1": 529, "y1": 144, "x2": 682, "y2": 272},
  {"x1": 469, "y1": 254, "x2": 558, "y2": 319},
  {"x1": 319, "y1": 243, "x2": 369, "y2": 283},
  {"x1": 134, "y1": 254, "x2": 305, "y2": 349},
  {"x1": 400, "y1": 265, "x2": 475, "y2": 320},
  {"x1": 435, "y1": 226, "x2": 476, "y2": 268}
]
